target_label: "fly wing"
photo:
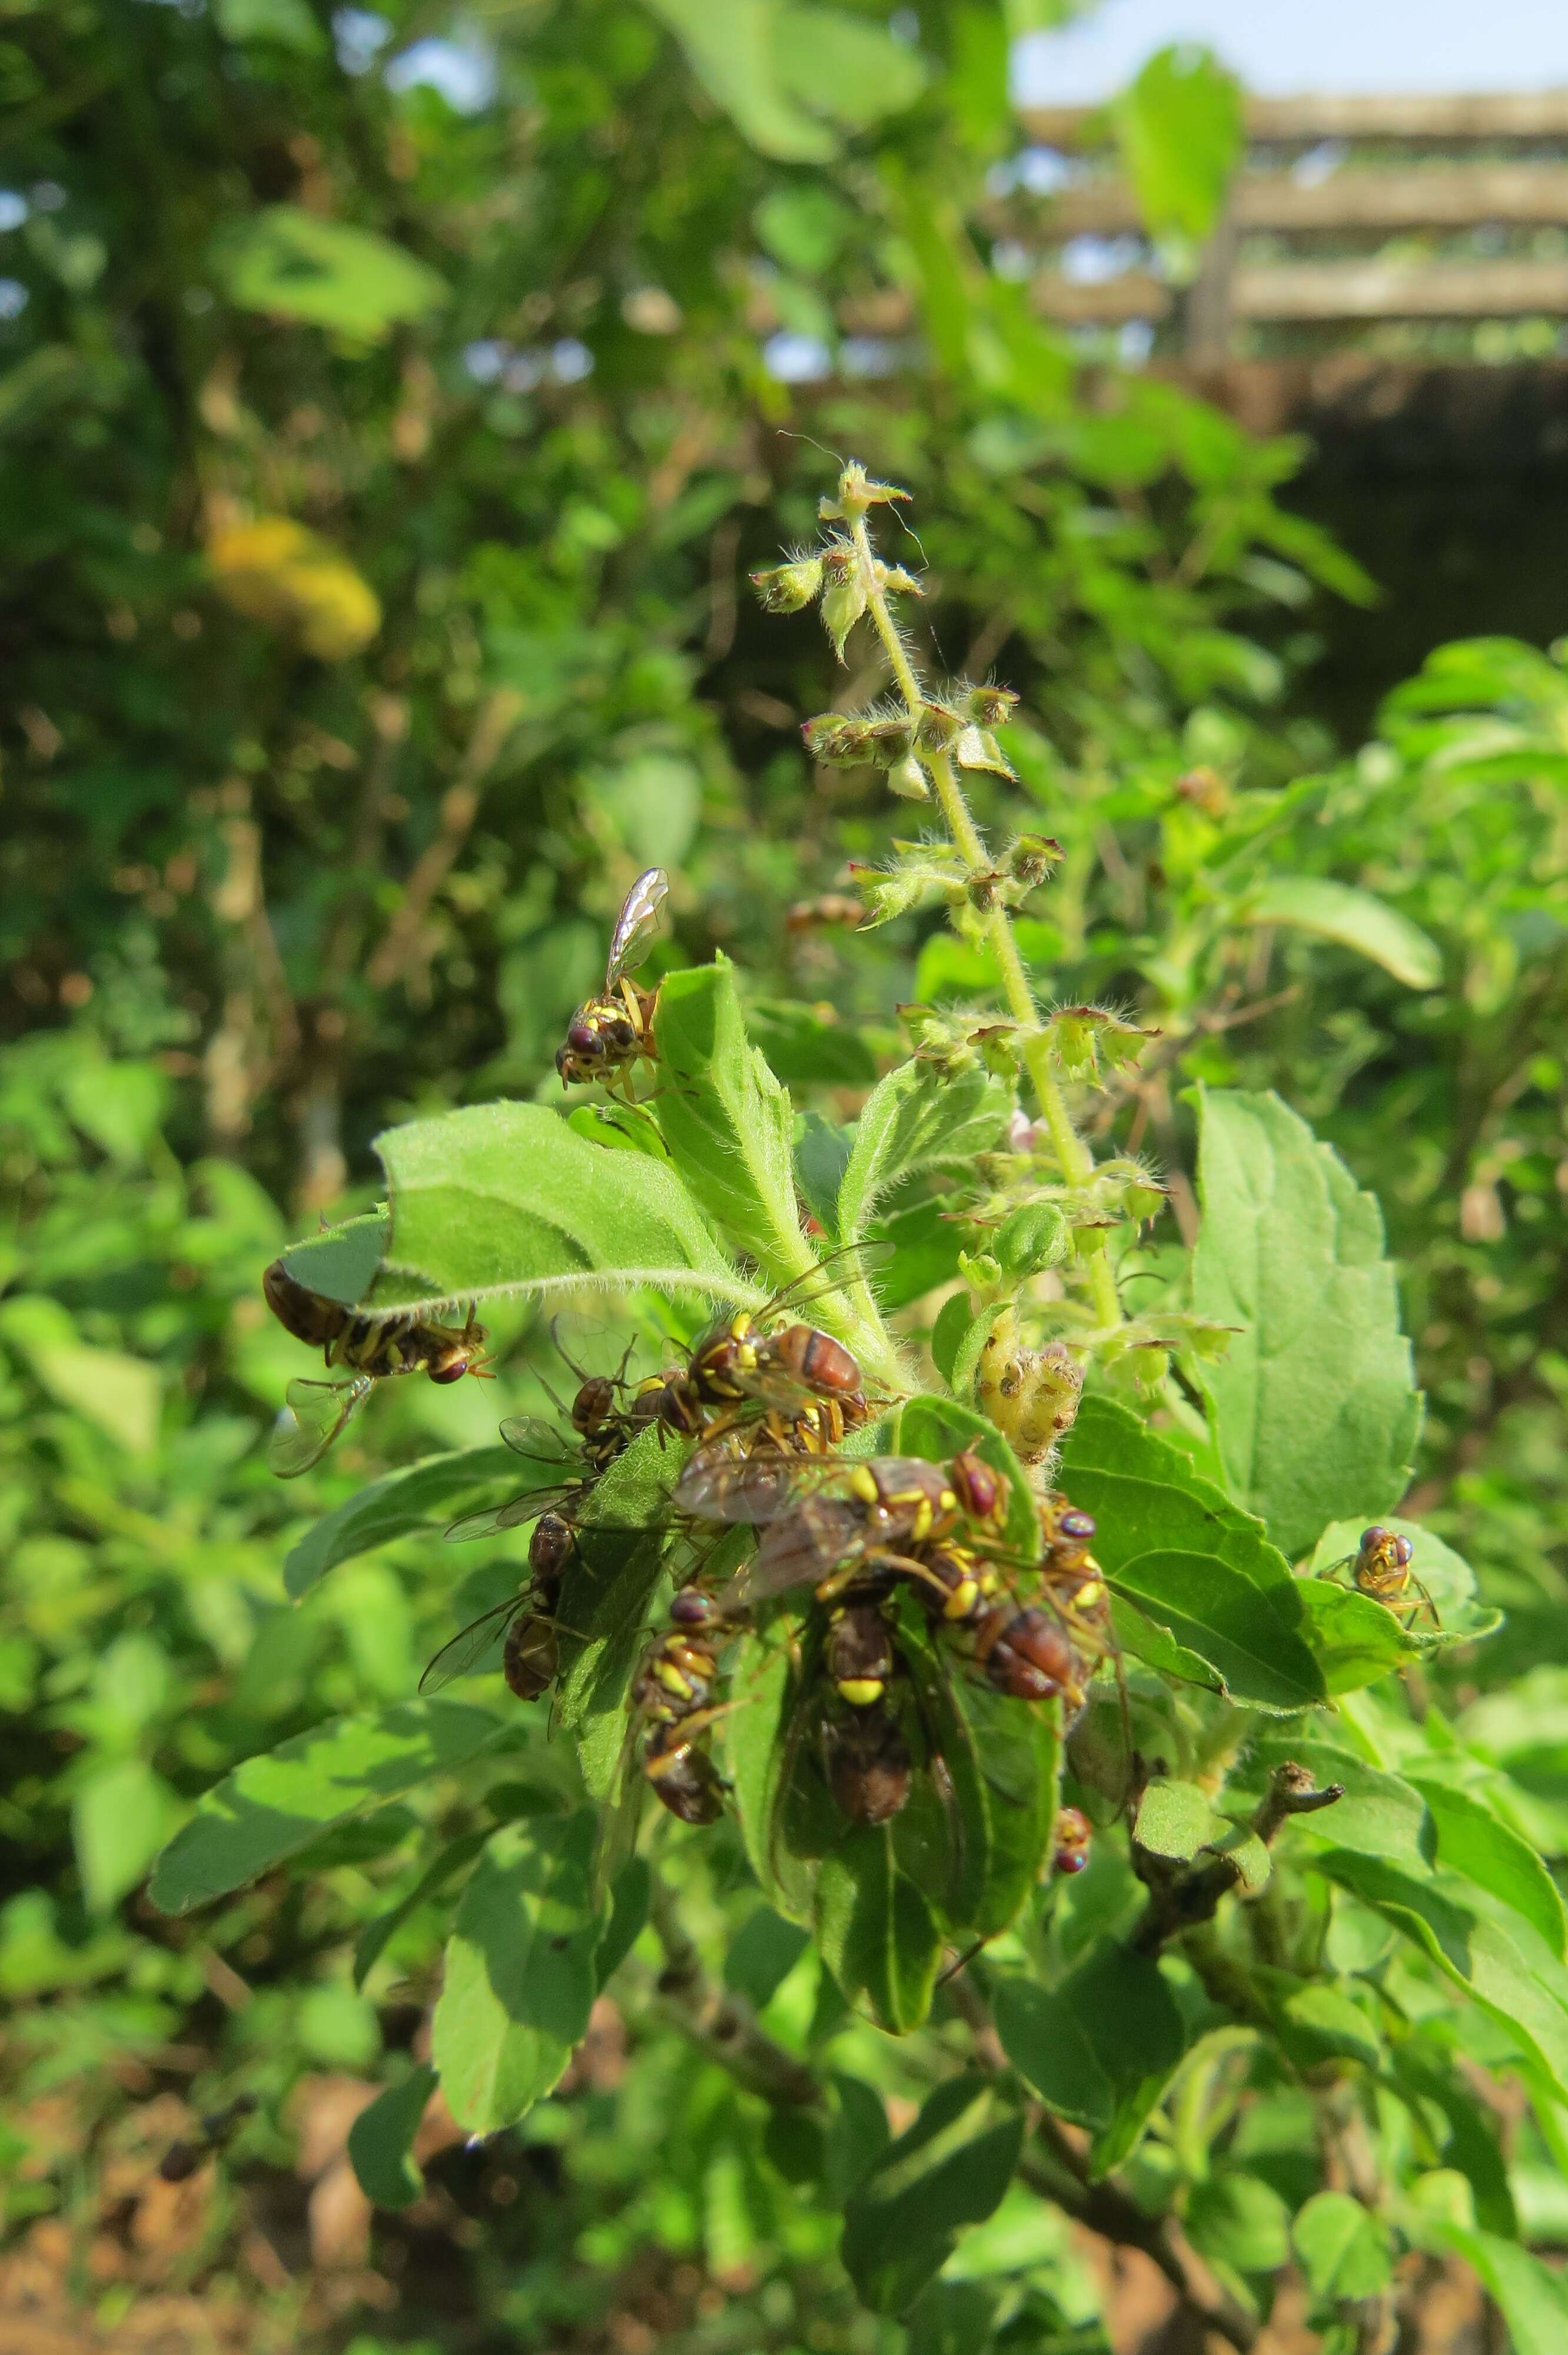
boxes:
[444,1482,581,1544]
[420,1594,526,1691]
[268,1376,371,1478]
[675,1446,846,1525]
[499,1414,577,1467]
[604,867,669,990]
[717,1495,872,1613]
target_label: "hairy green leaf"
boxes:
[284,1444,521,1600]
[431,1813,600,2133]
[149,1700,499,1913]
[554,1425,683,1799]
[1191,1088,1421,1561]
[838,1060,1009,1245]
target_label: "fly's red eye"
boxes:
[669,1588,716,1627]
[1392,1535,1414,1567]
[953,1450,1000,1518]
[429,1358,469,1386]
[1361,1525,1388,1547]
[1060,1510,1095,1540]
[567,1020,601,1056]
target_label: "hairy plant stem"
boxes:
[848,510,1122,1332]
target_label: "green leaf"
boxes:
[215,0,325,51]
[724,1621,816,1922]
[1134,1777,1225,1862]
[1059,1397,1326,1713]
[1187,2172,1292,2276]
[1242,876,1440,990]
[148,1700,499,1914]
[1112,44,1243,251]
[1291,2190,1393,2301]
[814,1827,943,2034]
[1406,1776,1568,1958]
[281,1101,743,1319]
[653,961,805,1271]
[1297,1578,1414,1693]
[793,1110,854,1236]
[1412,2225,1568,2355]
[0,1297,162,1455]
[774,5,929,130]
[1266,1979,1383,2071]
[748,999,878,1087]
[431,1814,600,2134]
[841,2074,1024,2314]
[1190,1089,1421,1561]
[645,0,835,159]
[284,1444,521,1600]
[1315,1850,1568,2101]
[218,206,448,339]
[354,1830,489,1990]
[347,2065,436,2210]
[553,1424,682,1799]
[275,1211,386,1306]
[595,1856,652,1991]
[1388,2045,1517,2236]
[838,1060,1009,1245]
[992,1939,1186,2173]
[725,1906,812,2012]
[73,1760,180,1915]
[896,1392,1039,1556]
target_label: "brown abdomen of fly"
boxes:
[263,1259,348,1351]
[822,1710,911,1825]
[765,1324,862,1398]
[503,1615,557,1703]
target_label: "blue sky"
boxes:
[1014,0,1568,103]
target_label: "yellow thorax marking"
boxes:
[838,1678,884,1708]
[848,1465,880,1505]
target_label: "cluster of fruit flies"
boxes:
[263,865,1110,1871]
[263,1235,1110,1858]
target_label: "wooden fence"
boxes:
[1012,91,1568,359]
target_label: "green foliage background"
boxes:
[8,1,1568,2348]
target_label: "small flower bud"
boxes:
[876,561,923,596]
[1098,1014,1160,1073]
[1050,1007,1102,1082]
[966,867,1003,912]
[993,1202,1071,1279]
[963,684,1019,728]
[802,714,875,766]
[957,1249,1004,1293]
[977,1308,1084,1462]
[848,863,925,928]
[916,699,961,751]
[819,461,910,520]
[750,555,823,614]
[1121,1344,1170,1399]
[967,1021,1019,1077]
[886,754,931,801]
[865,717,916,765]
[1007,834,1063,888]
[1073,1220,1114,1258]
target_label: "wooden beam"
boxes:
[1036,164,1568,239]
[1020,89,1568,150]
[1029,273,1171,324]
[1233,257,1568,321]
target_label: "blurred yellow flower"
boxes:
[208,516,381,660]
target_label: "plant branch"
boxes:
[1132,1762,1344,1956]
[846,505,1121,1331]
[646,1876,819,2108]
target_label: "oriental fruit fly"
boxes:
[556,866,669,1097]
[263,1259,493,1477]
